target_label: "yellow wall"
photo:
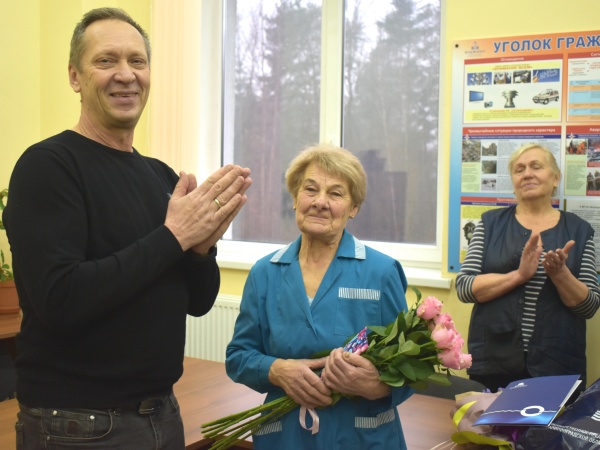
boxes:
[0,0,150,265]
[0,0,150,188]
[0,0,40,254]
[1,0,599,384]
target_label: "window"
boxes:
[342,0,440,245]
[222,0,323,245]
[150,0,445,280]
[219,0,442,271]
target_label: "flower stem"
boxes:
[202,396,299,450]
[202,395,291,429]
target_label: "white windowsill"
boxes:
[216,243,452,290]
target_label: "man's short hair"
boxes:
[69,7,151,71]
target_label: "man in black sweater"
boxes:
[3,7,251,450]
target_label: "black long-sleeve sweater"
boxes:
[3,130,219,408]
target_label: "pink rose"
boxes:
[431,325,458,349]
[438,346,472,370]
[460,353,473,369]
[416,296,443,320]
[433,313,455,330]
[453,334,464,350]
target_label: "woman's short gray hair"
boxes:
[285,143,367,210]
[508,143,560,179]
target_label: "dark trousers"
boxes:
[15,391,185,450]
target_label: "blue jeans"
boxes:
[15,391,185,450]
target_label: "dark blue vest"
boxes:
[468,205,592,385]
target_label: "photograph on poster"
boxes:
[467,72,491,85]
[513,70,531,83]
[462,137,481,162]
[493,72,511,84]
[482,141,497,156]
[566,138,588,156]
[481,178,496,192]
[481,160,497,174]
[459,199,512,262]
[565,127,600,197]
[463,57,563,123]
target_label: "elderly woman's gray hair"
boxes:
[285,143,367,210]
[508,143,560,178]
[508,143,561,196]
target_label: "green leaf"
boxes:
[410,285,422,303]
[406,330,431,345]
[379,371,407,387]
[386,365,400,376]
[401,310,413,330]
[426,372,452,386]
[383,319,400,345]
[398,361,418,381]
[411,314,423,328]
[388,353,407,366]
[367,325,388,336]
[393,314,406,335]
[408,359,437,378]
[398,340,421,356]
[378,343,399,359]
[397,330,406,346]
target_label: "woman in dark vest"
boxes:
[456,143,600,392]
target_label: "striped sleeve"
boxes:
[455,221,485,304]
[569,238,600,319]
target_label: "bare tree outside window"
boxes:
[343,0,440,245]
[223,0,440,246]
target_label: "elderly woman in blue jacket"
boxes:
[226,144,413,449]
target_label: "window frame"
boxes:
[150,0,449,289]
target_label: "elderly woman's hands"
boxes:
[517,233,545,282]
[543,240,574,277]
[322,348,391,400]
[541,239,591,308]
[268,358,332,409]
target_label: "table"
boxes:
[177,358,262,449]
[0,357,457,449]
[0,313,21,340]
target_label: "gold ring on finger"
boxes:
[214,198,223,208]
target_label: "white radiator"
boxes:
[184,294,242,362]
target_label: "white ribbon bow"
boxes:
[299,406,320,435]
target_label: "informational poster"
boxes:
[568,52,600,122]
[464,56,562,123]
[448,30,600,272]
[565,199,600,270]
[459,197,513,263]
[461,126,561,194]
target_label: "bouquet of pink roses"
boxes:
[201,287,471,449]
